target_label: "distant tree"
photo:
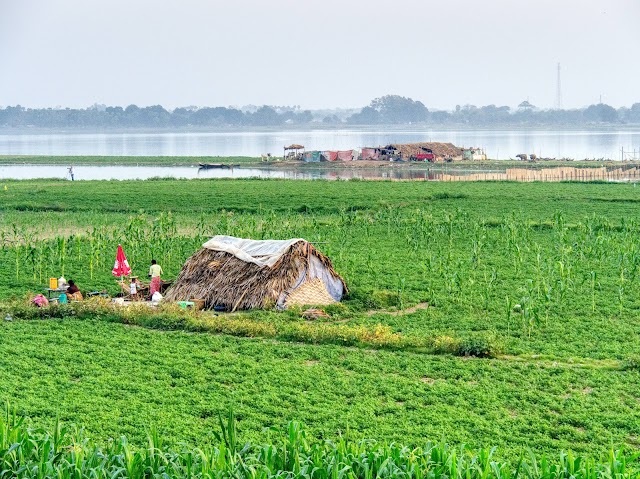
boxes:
[347,106,381,124]
[323,114,341,124]
[251,106,282,126]
[518,100,535,110]
[0,105,26,126]
[369,95,428,123]
[583,103,618,123]
[190,107,245,126]
[139,105,170,127]
[477,105,511,124]
[627,103,640,123]
[296,110,313,124]
[430,111,451,123]
[170,107,192,126]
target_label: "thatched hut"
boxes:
[165,236,347,311]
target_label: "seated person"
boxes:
[66,280,83,301]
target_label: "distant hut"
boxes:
[165,236,347,311]
[284,144,305,160]
[462,147,487,161]
[302,151,323,162]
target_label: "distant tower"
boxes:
[555,63,563,110]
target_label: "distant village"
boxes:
[279,142,487,163]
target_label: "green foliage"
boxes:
[2,406,640,479]
[0,299,462,353]
[456,332,504,358]
[622,354,640,371]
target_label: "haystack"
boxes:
[165,236,347,311]
[390,142,463,160]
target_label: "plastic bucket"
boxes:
[49,278,58,289]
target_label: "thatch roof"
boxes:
[390,142,463,158]
[165,240,346,311]
[284,144,305,150]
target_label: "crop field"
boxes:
[1,178,640,464]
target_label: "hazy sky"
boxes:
[1,0,638,111]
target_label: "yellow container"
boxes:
[49,277,58,289]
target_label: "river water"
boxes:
[2,164,639,182]
[1,129,640,160]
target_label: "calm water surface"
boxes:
[2,164,639,182]
[0,164,441,181]
[1,129,639,160]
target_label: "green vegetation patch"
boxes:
[2,179,640,460]
[2,406,639,479]
[1,319,639,458]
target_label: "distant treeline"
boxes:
[1,95,639,128]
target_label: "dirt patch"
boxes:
[366,302,429,317]
[304,360,319,367]
[420,376,436,385]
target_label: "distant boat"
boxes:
[198,163,240,169]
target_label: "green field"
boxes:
[1,178,640,461]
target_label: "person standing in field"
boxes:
[148,259,163,296]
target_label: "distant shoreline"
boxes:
[1,124,640,135]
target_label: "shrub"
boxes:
[455,332,504,358]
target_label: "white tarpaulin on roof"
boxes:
[202,235,305,268]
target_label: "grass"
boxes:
[2,178,640,461]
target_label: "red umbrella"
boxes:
[112,244,131,278]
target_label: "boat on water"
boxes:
[198,163,240,169]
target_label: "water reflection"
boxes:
[1,164,639,182]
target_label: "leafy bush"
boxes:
[456,332,504,358]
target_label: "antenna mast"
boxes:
[555,63,563,110]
